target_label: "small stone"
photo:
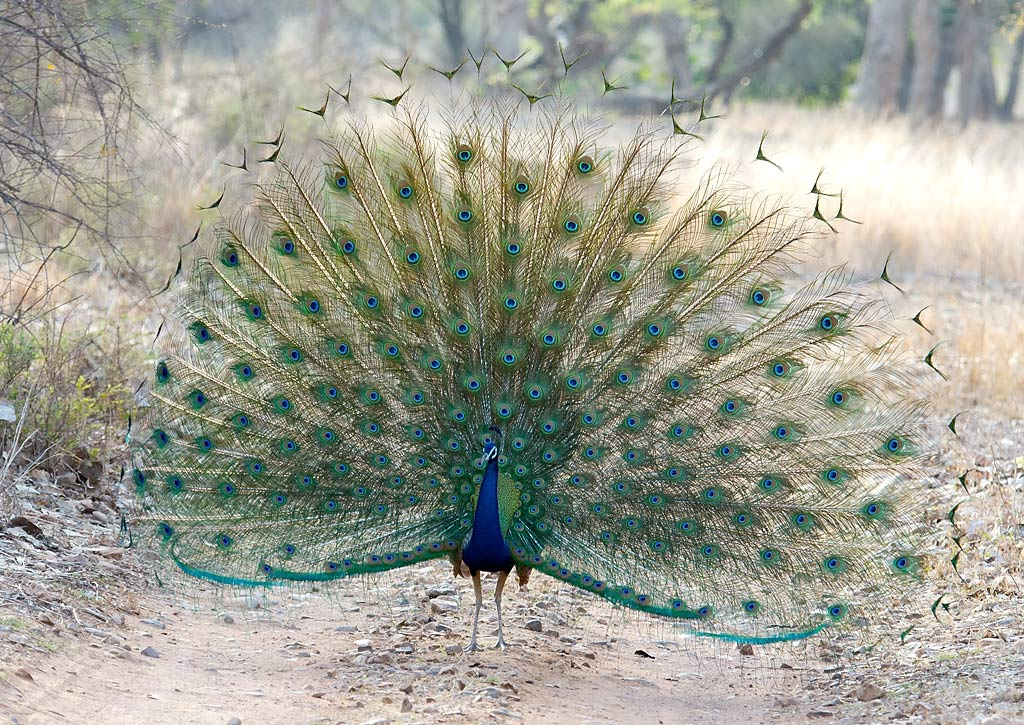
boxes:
[14,668,33,681]
[854,682,884,701]
[426,583,457,598]
[525,619,543,632]
[622,676,656,687]
[140,646,161,658]
[140,618,165,629]
[222,614,235,625]
[430,597,459,614]
[226,719,242,725]
[367,652,393,665]
[401,697,412,713]
[335,624,358,632]
[545,611,567,626]
[738,644,754,656]
[445,644,461,655]
[355,639,373,652]
[570,644,595,659]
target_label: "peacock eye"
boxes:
[456,144,473,163]
[819,314,839,331]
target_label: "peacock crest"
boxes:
[131,59,934,650]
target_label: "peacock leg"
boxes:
[465,572,483,653]
[493,570,509,650]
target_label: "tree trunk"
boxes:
[705,7,735,84]
[908,0,941,118]
[658,10,694,91]
[1000,28,1024,120]
[491,0,528,63]
[956,0,997,125]
[436,0,467,67]
[932,2,958,115]
[856,0,912,115]
[712,0,813,103]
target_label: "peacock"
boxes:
[131,58,933,652]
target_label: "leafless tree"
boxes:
[1,0,153,324]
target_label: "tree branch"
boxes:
[601,0,813,113]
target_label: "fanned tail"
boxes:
[132,88,932,644]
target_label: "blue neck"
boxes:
[460,456,512,573]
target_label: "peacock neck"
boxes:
[461,455,513,574]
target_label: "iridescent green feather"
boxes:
[132,83,931,645]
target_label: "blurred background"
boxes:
[1,0,1022,500]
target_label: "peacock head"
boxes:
[482,425,503,462]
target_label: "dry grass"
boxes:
[691,102,1024,283]
[672,102,1024,420]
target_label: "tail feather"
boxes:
[133,86,932,644]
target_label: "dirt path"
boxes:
[3,547,1021,725]
[3,563,830,725]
